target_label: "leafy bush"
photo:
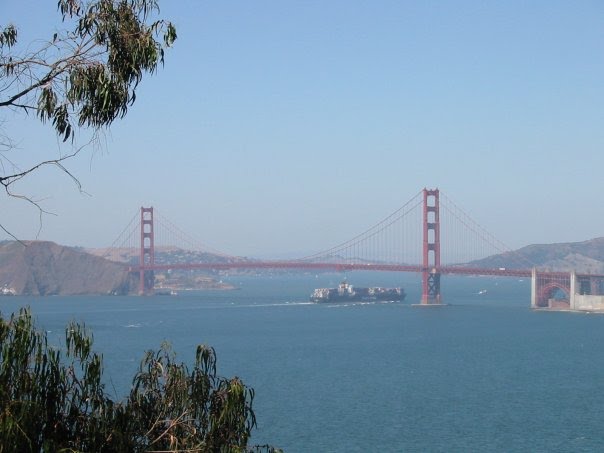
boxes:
[0,308,276,452]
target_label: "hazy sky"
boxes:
[2,1,603,257]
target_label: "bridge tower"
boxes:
[139,207,155,295]
[421,188,441,304]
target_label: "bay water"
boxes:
[2,272,604,452]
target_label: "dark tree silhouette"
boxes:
[0,308,278,452]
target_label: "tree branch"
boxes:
[0,0,176,240]
[0,137,94,240]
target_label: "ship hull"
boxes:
[310,284,405,303]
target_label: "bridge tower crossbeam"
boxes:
[421,188,442,304]
[139,207,155,295]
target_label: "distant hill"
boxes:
[7,236,604,296]
[86,246,238,266]
[467,237,604,273]
[0,241,135,296]
[86,246,244,290]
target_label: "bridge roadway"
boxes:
[129,261,604,280]
[129,261,541,278]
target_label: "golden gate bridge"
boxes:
[109,188,604,308]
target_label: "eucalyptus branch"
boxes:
[0,141,89,189]
[0,184,52,240]
[147,410,191,446]
[0,136,93,240]
[0,0,176,240]
[0,68,59,107]
[0,222,24,243]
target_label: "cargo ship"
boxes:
[310,280,405,303]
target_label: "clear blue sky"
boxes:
[2,1,603,257]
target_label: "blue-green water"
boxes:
[2,272,604,452]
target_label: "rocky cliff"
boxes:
[0,241,135,295]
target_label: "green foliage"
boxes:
[0,0,177,235]
[0,0,177,142]
[0,25,17,49]
[0,308,276,452]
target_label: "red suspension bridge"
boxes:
[110,188,604,308]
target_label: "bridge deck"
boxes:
[128,261,604,280]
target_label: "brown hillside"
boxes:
[0,241,135,295]
[467,237,604,273]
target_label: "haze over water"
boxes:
[3,272,604,452]
[3,2,603,255]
